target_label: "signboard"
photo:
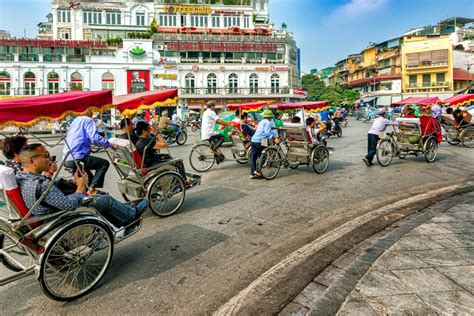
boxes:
[127,70,150,94]
[293,88,307,96]
[215,10,244,15]
[0,38,107,49]
[167,42,277,53]
[164,5,211,15]
[154,74,177,80]
[129,46,146,58]
[255,66,289,71]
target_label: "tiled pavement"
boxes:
[280,192,474,315]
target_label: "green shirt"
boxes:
[273,119,284,127]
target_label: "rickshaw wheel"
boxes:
[311,146,330,174]
[0,233,36,272]
[147,171,186,217]
[460,128,474,148]
[39,220,113,301]
[424,137,438,163]
[176,132,187,146]
[376,140,394,167]
[257,148,281,180]
[189,144,215,172]
[447,138,461,145]
[232,153,248,164]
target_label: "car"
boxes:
[215,111,260,142]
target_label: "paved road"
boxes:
[1,119,473,314]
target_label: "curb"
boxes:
[214,181,474,316]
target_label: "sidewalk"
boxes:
[281,191,474,315]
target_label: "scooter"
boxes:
[164,123,187,146]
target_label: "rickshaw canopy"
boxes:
[113,89,178,116]
[391,97,440,107]
[442,94,474,107]
[277,101,329,112]
[226,101,271,112]
[0,90,112,128]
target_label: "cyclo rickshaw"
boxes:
[257,101,332,180]
[189,101,269,172]
[439,94,474,148]
[0,89,200,301]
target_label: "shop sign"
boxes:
[0,38,107,49]
[214,10,244,15]
[164,64,176,69]
[293,88,307,96]
[272,66,289,71]
[167,42,277,53]
[154,74,177,80]
[127,70,150,94]
[164,5,211,15]
[129,45,146,57]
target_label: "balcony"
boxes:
[405,82,451,90]
[43,54,63,62]
[0,53,14,61]
[19,54,39,62]
[405,61,449,69]
[181,57,199,63]
[66,55,86,62]
[180,87,292,97]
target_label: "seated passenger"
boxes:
[117,117,139,145]
[306,116,327,145]
[419,107,442,143]
[0,135,28,174]
[135,121,169,167]
[453,108,472,127]
[240,112,255,141]
[16,144,148,228]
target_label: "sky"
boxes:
[0,0,473,71]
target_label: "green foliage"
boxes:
[301,74,360,107]
[301,74,326,101]
[281,22,287,29]
[342,89,360,106]
[150,18,158,34]
[106,37,123,45]
[127,32,151,39]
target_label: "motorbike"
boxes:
[190,120,201,132]
[163,122,187,146]
[326,119,343,138]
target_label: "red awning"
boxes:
[0,90,112,128]
[227,101,270,112]
[443,94,474,107]
[278,101,329,112]
[113,89,178,115]
[391,97,440,107]
[453,68,474,81]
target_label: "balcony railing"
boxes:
[154,33,289,44]
[406,61,448,69]
[66,55,86,62]
[43,54,63,62]
[0,53,14,61]
[180,87,291,96]
[405,82,451,89]
[19,54,39,62]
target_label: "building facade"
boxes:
[0,0,303,106]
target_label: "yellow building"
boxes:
[401,35,453,93]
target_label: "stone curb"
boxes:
[214,181,474,316]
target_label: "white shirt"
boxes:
[201,108,220,140]
[172,113,180,122]
[368,117,398,135]
[306,127,320,144]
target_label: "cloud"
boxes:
[328,0,389,23]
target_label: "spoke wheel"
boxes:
[376,140,394,167]
[189,144,215,172]
[232,152,248,164]
[460,128,474,148]
[311,146,330,174]
[0,233,36,272]
[176,132,187,146]
[257,148,281,180]
[147,172,185,217]
[39,221,113,301]
[424,137,438,163]
[447,138,461,145]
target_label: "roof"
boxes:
[348,74,401,87]
[453,68,474,81]
[391,97,440,107]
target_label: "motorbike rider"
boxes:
[320,108,332,134]
[158,110,180,139]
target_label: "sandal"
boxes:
[250,174,259,179]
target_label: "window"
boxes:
[271,74,280,93]
[106,11,121,25]
[23,72,36,95]
[207,73,217,94]
[136,12,145,26]
[223,16,239,28]
[159,14,177,27]
[0,71,11,96]
[422,74,431,87]
[212,15,220,28]
[436,73,445,84]
[101,72,114,91]
[47,72,60,94]
[57,10,71,23]
[190,15,208,27]
[83,11,102,24]
[185,73,195,93]
[409,75,417,87]
[243,15,250,28]
[249,73,258,94]
[70,72,83,91]
[228,73,238,94]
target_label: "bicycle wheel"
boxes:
[257,148,281,180]
[39,220,113,301]
[189,144,215,172]
[0,233,36,272]
[311,146,330,174]
[424,137,438,163]
[376,140,394,167]
[176,132,187,146]
[147,171,185,217]
[460,128,474,148]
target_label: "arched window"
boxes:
[23,72,36,96]
[207,73,217,94]
[101,72,114,91]
[271,73,280,94]
[70,72,83,91]
[228,73,238,94]
[0,71,11,96]
[47,71,60,94]
[249,73,259,94]
[185,73,195,94]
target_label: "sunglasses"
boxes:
[31,152,51,159]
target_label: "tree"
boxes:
[281,22,287,29]
[150,18,158,34]
[342,89,360,106]
[301,74,326,101]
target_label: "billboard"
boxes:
[127,70,150,94]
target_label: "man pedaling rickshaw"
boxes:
[201,101,233,164]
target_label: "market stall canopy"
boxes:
[277,101,329,112]
[227,101,270,112]
[442,94,474,107]
[113,89,178,116]
[391,97,440,107]
[0,90,112,128]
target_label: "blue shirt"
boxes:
[320,110,330,122]
[251,119,278,143]
[62,116,112,161]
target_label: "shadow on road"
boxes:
[180,187,248,213]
